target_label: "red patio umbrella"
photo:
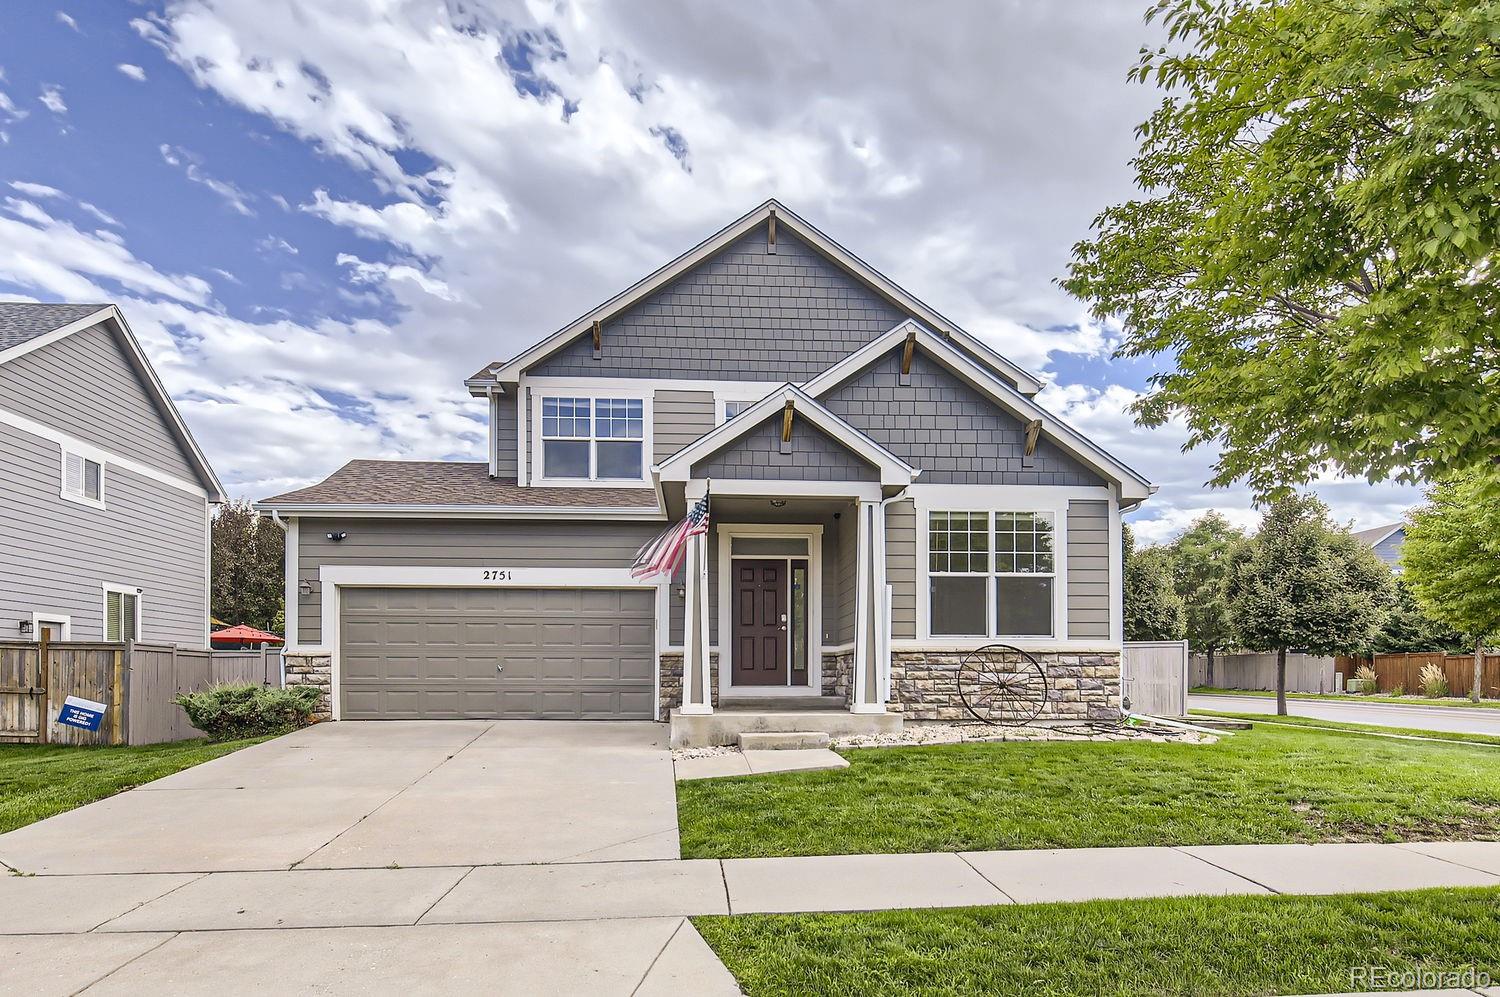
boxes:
[210,624,284,648]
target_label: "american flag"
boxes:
[631,495,710,579]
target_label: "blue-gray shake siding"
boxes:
[0,413,207,646]
[691,413,880,482]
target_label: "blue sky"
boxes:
[0,1,1422,542]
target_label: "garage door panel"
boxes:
[340,587,654,720]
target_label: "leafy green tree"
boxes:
[211,500,285,636]
[1167,512,1245,684]
[1064,0,1500,498]
[1227,495,1391,713]
[1368,579,1470,655]
[1124,524,1187,641]
[1401,472,1500,701]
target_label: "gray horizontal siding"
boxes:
[296,518,665,646]
[820,347,1106,486]
[493,393,519,479]
[885,498,917,640]
[0,422,207,646]
[0,321,200,482]
[528,228,911,381]
[691,412,878,482]
[1067,499,1111,639]
[653,389,715,462]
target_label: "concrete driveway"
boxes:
[0,722,739,996]
[0,720,680,875]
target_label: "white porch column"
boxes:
[851,499,887,714]
[680,530,713,715]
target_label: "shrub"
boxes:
[1388,684,1404,697]
[1419,663,1449,699]
[1351,665,1378,693]
[174,684,321,741]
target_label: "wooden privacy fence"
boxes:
[0,640,281,746]
[1123,641,1189,716]
[1190,652,1340,693]
[1369,652,1500,698]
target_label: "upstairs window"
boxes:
[928,510,1056,638]
[104,587,140,642]
[61,450,105,508]
[540,396,644,481]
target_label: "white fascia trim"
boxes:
[2,404,209,499]
[252,503,666,520]
[657,384,918,486]
[803,320,1155,503]
[529,375,786,396]
[488,200,1042,393]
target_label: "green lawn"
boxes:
[696,887,1500,997]
[0,737,268,835]
[1195,686,1500,710]
[676,724,1500,859]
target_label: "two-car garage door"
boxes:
[339,588,655,720]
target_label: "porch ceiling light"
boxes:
[770,499,787,508]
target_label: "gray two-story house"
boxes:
[259,202,1154,739]
[1,303,225,647]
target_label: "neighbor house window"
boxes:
[929,510,1055,638]
[104,588,140,642]
[61,450,104,507]
[540,396,644,480]
[722,399,753,422]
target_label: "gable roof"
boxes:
[655,383,920,487]
[0,302,111,353]
[802,319,1155,503]
[258,460,662,517]
[470,200,1043,396]
[0,303,226,501]
[1353,523,1404,547]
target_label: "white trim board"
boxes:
[29,612,72,641]
[253,503,666,520]
[480,200,1043,394]
[1,404,209,499]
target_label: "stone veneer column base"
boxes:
[821,651,854,701]
[657,652,721,722]
[283,651,333,720]
[889,649,1123,722]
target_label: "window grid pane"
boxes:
[994,512,1054,575]
[595,398,643,440]
[928,512,989,573]
[541,397,591,439]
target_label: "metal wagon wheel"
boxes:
[957,643,1050,726]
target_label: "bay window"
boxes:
[540,396,644,481]
[928,510,1056,638]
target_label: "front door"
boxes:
[731,559,787,686]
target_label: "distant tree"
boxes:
[1401,473,1500,701]
[1367,579,1470,656]
[1227,495,1391,714]
[1064,0,1500,498]
[1167,512,1245,685]
[211,500,285,635]
[1123,524,1186,641]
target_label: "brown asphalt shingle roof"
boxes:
[259,460,660,509]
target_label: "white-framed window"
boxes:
[928,510,1056,638]
[716,389,769,424]
[102,585,142,642]
[31,613,71,642]
[61,449,105,508]
[538,395,646,481]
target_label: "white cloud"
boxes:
[159,144,255,215]
[39,85,67,115]
[56,11,79,32]
[117,64,147,82]
[336,253,459,302]
[10,181,65,199]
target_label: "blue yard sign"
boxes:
[56,695,107,732]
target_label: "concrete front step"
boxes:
[670,709,901,748]
[719,696,847,712]
[738,731,830,751]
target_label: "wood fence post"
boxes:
[111,647,125,745]
[36,631,49,745]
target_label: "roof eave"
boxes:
[252,501,666,520]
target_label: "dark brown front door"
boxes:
[732,559,787,686]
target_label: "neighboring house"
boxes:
[258,201,1154,730]
[1354,522,1405,571]
[0,303,225,647]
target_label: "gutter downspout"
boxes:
[267,510,290,688]
[875,476,918,702]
